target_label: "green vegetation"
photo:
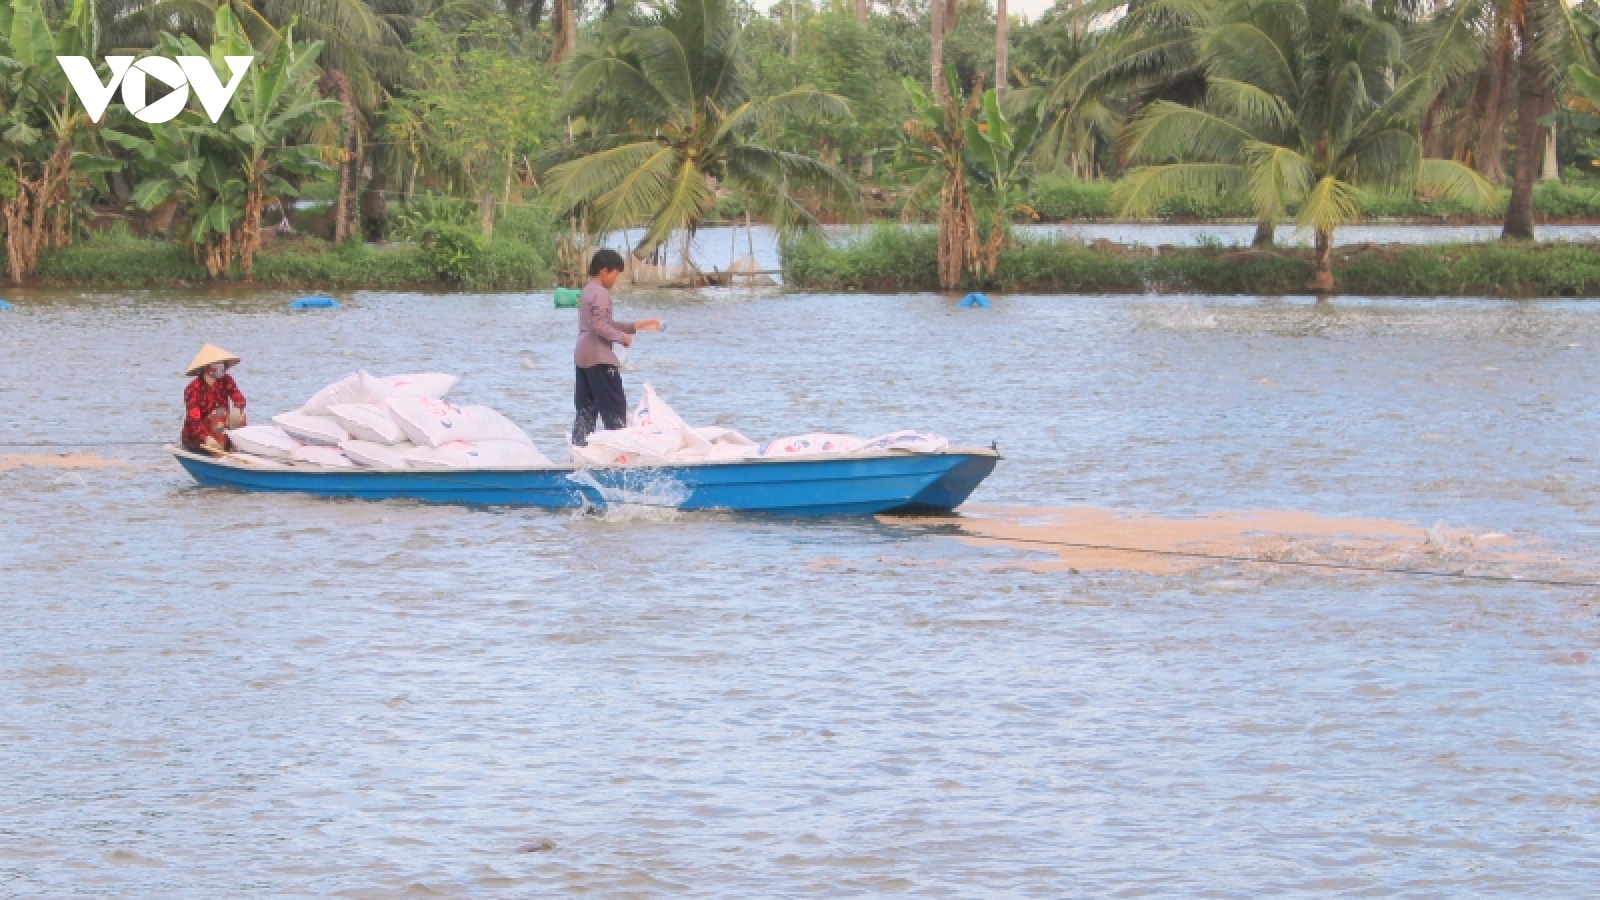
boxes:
[1112,0,1495,288]
[785,226,1600,297]
[37,223,550,289]
[544,0,852,261]
[12,0,1600,294]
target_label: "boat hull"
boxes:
[171,448,999,516]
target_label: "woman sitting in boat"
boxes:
[572,248,661,446]
[181,343,247,452]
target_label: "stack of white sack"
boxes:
[226,370,550,469]
[568,384,948,467]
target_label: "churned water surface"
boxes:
[2,288,1599,896]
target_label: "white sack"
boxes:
[377,373,458,399]
[628,384,712,457]
[292,445,356,468]
[580,426,684,465]
[705,442,759,461]
[460,405,535,445]
[758,433,865,458]
[694,426,756,447]
[328,402,406,444]
[568,441,622,467]
[300,370,385,414]
[340,439,413,470]
[631,383,691,430]
[404,440,550,469]
[859,431,950,453]
[228,425,300,459]
[273,410,350,446]
[386,397,471,447]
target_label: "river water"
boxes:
[3,288,1599,896]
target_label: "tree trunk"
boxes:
[945,0,957,34]
[1,136,74,284]
[1252,221,1275,248]
[931,0,946,105]
[856,0,867,26]
[995,0,1008,101]
[1477,20,1513,183]
[239,185,261,279]
[362,172,389,241]
[552,0,577,64]
[1421,94,1448,159]
[1312,226,1334,293]
[1542,125,1560,181]
[319,69,358,244]
[528,0,546,29]
[1503,24,1548,241]
[478,189,496,240]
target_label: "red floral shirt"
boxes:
[181,374,246,447]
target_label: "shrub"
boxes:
[1029,176,1114,219]
[38,226,206,283]
[782,226,1600,296]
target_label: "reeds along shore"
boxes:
[25,221,1600,298]
[782,229,1600,298]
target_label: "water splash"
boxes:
[1147,302,1218,330]
[565,467,689,523]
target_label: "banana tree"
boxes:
[896,72,986,290]
[108,5,337,277]
[105,120,246,277]
[0,0,121,283]
[964,87,1042,277]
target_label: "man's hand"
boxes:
[637,319,663,332]
[621,334,634,347]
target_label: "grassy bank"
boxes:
[1022,176,1600,223]
[37,221,553,290]
[783,227,1600,297]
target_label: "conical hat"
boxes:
[185,343,241,377]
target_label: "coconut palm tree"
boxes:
[1027,0,1217,176]
[544,0,855,264]
[1113,0,1495,291]
[1413,0,1593,239]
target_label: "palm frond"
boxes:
[544,139,670,215]
[1295,174,1361,233]
[1121,101,1257,165]
[1112,163,1247,217]
[1417,157,1497,210]
[1200,23,1299,101]
[1241,141,1314,221]
[1206,78,1297,138]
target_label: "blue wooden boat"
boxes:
[169,446,1000,516]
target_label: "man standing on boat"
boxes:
[181,343,247,452]
[572,248,661,446]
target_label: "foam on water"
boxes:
[565,466,690,522]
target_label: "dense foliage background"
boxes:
[7,0,1600,288]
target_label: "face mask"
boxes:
[208,363,227,378]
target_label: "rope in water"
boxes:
[0,441,168,447]
[5,440,1592,587]
[956,533,1600,589]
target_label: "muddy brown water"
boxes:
[2,289,1598,895]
